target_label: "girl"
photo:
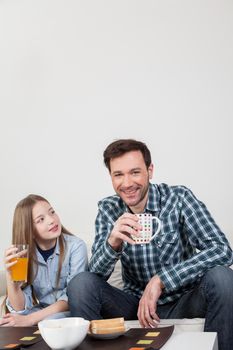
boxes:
[0,194,88,326]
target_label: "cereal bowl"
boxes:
[38,317,89,350]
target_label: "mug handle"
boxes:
[150,217,161,241]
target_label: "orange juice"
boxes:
[10,257,28,282]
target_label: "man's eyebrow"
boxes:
[130,167,141,171]
[112,167,141,175]
[112,170,123,175]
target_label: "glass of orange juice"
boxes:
[10,244,29,282]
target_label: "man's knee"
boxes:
[67,271,103,296]
[203,266,233,298]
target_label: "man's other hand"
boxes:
[137,275,164,328]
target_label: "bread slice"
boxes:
[90,317,125,334]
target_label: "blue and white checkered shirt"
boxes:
[89,183,233,304]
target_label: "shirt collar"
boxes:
[36,238,60,264]
[145,183,160,213]
[54,238,60,255]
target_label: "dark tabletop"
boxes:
[0,326,174,350]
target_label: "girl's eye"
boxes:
[37,217,44,223]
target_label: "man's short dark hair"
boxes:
[103,139,151,171]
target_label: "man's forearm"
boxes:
[89,241,120,277]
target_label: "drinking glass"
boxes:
[10,244,29,282]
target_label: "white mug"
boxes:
[132,213,161,244]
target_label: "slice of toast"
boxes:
[90,317,125,334]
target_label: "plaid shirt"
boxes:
[89,183,233,304]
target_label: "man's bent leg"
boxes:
[157,266,233,350]
[202,266,233,350]
[67,271,139,320]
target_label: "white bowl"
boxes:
[38,317,90,350]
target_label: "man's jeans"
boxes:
[67,266,233,350]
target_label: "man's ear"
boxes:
[148,164,154,179]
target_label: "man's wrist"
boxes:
[107,236,122,251]
[154,275,164,290]
[159,278,164,290]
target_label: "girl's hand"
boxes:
[4,246,19,272]
[0,313,34,327]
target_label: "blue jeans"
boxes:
[67,266,233,350]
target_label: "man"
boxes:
[68,139,233,350]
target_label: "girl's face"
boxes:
[32,201,62,249]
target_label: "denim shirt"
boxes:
[7,234,88,313]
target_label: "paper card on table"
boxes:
[145,331,160,337]
[20,337,36,341]
[0,326,43,350]
[137,339,154,345]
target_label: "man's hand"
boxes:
[137,275,164,328]
[108,213,141,250]
[0,313,35,327]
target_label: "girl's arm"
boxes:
[29,300,68,324]
[0,300,68,326]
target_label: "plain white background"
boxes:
[0,0,233,261]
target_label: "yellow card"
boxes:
[145,331,160,337]
[20,336,36,341]
[137,339,153,345]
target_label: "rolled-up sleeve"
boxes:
[6,284,34,314]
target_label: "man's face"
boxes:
[109,150,153,213]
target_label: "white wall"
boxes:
[0,0,233,261]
